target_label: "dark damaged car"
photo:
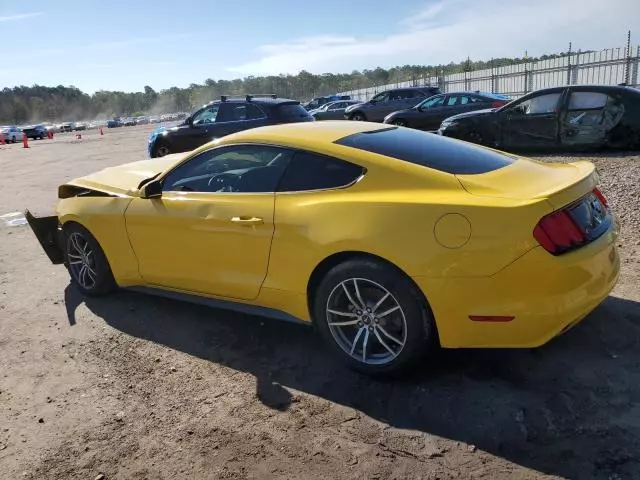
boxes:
[438,85,640,151]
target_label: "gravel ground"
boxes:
[0,126,639,480]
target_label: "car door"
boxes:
[175,103,222,151]
[325,102,347,120]
[124,145,294,299]
[500,90,565,149]
[560,89,623,148]
[212,102,269,137]
[412,95,447,130]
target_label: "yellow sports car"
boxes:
[26,121,620,374]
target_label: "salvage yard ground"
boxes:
[1,126,639,479]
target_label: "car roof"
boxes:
[205,121,385,151]
[206,97,298,106]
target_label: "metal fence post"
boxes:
[632,45,640,86]
[566,42,573,85]
[624,30,632,85]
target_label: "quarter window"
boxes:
[277,151,364,192]
[162,146,293,193]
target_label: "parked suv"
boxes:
[148,94,314,158]
[344,86,441,122]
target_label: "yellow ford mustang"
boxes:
[26,121,620,374]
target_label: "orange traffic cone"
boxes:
[0,132,5,145]
[22,133,29,148]
[99,127,104,136]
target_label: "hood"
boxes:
[443,108,496,123]
[65,153,185,196]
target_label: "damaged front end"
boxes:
[25,210,64,264]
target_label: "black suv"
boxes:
[344,86,441,122]
[148,94,314,157]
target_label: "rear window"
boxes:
[334,127,514,175]
[275,104,312,120]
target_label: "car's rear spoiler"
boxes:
[24,210,64,264]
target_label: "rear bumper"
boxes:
[25,210,64,264]
[414,226,620,348]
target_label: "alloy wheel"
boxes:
[325,278,407,365]
[393,119,407,127]
[67,232,97,290]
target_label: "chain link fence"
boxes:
[338,44,640,102]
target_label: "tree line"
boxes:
[0,52,569,124]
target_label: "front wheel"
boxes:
[392,119,408,127]
[350,112,366,122]
[64,223,117,296]
[152,141,171,158]
[313,258,437,375]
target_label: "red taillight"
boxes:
[593,187,608,207]
[534,210,585,254]
[491,100,507,108]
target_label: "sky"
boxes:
[0,0,638,93]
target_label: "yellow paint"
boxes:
[55,121,619,348]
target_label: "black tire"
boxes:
[63,223,117,296]
[393,119,408,127]
[312,257,437,375]
[349,112,367,122]
[151,140,171,158]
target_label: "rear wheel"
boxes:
[63,223,116,296]
[312,258,437,375]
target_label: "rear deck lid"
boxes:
[456,158,597,209]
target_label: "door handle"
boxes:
[230,216,263,225]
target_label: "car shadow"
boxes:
[64,285,640,479]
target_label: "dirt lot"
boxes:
[1,126,639,480]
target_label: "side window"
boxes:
[277,151,364,192]
[568,92,608,110]
[371,92,389,103]
[510,93,562,115]
[162,146,293,193]
[217,103,264,122]
[446,96,460,106]
[191,104,220,125]
[420,95,446,108]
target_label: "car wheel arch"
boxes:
[305,250,436,334]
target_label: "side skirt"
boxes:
[126,286,310,326]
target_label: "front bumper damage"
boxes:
[25,210,64,264]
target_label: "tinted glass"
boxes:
[335,127,514,175]
[510,93,562,115]
[277,151,364,192]
[568,92,608,110]
[162,146,292,193]
[276,104,312,120]
[192,104,220,125]
[371,92,389,103]
[420,95,445,108]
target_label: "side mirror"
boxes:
[140,179,162,199]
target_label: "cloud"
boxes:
[0,12,44,22]
[229,0,637,76]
